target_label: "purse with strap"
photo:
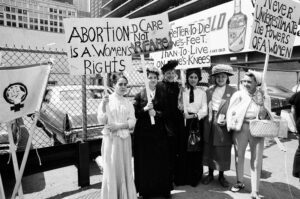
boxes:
[249,107,280,138]
[187,118,201,152]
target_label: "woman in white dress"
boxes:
[97,74,137,199]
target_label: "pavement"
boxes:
[2,132,300,199]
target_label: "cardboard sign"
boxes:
[64,18,132,75]
[249,0,300,59]
[151,18,210,69]
[129,13,172,55]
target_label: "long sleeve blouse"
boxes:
[97,93,136,138]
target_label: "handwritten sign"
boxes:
[249,0,300,59]
[129,13,172,55]
[64,18,132,75]
[151,19,210,70]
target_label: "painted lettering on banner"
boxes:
[64,18,134,75]
[249,0,300,59]
[129,13,172,55]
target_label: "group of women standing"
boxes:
[97,60,270,199]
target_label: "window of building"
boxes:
[59,10,62,14]
[44,20,48,25]
[49,8,53,12]
[54,28,57,32]
[50,21,53,25]
[18,16,22,21]
[34,25,38,30]
[0,6,3,12]
[0,20,4,26]
[0,13,3,18]
[5,6,10,12]
[53,15,57,20]
[19,23,23,28]
[29,18,33,23]
[40,26,44,31]
[54,21,57,26]
[23,10,27,15]
[12,22,16,27]
[50,15,53,19]
[30,24,33,29]
[68,11,71,16]
[62,10,66,15]
[71,12,75,16]
[59,22,62,27]
[45,26,48,31]
[11,7,15,13]
[24,23,27,28]
[40,19,43,24]
[6,14,10,19]
[11,14,16,20]
[59,16,62,20]
[7,21,11,26]
[18,9,22,14]
[50,27,53,32]
[54,9,57,13]
[59,28,63,33]
[23,16,27,22]
[34,18,38,23]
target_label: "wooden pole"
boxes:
[141,54,155,125]
[11,113,39,199]
[180,70,187,126]
[0,172,6,199]
[82,75,87,141]
[7,121,23,199]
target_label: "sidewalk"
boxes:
[3,133,300,199]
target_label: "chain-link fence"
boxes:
[0,46,242,152]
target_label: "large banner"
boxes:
[249,0,300,59]
[64,18,132,75]
[0,63,51,123]
[151,18,210,69]
[129,13,172,55]
[152,0,300,66]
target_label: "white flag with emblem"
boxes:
[0,63,51,123]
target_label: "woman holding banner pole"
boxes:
[97,73,137,199]
[177,68,207,186]
[133,66,171,198]
[202,64,236,188]
[156,60,184,187]
[227,71,270,199]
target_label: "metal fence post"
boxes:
[81,75,87,141]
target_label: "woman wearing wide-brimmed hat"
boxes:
[202,64,237,188]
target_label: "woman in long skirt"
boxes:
[98,74,137,199]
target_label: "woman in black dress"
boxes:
[133,66,171,199]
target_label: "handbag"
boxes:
[249,107,280,138]
[187,118,201,152]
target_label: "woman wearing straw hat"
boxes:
[227,70,270,199]
[133,66,171,199]
[202,64,236,188]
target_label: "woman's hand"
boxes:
[149,109,156,117]
[102,95,109,113]
[106,123,121,132]
[184,113,195,119]
[143,101,154,111]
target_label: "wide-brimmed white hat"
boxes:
[211,64,234,76]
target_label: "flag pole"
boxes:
[11,112,39,199]
[141,54,155,125]
[180,70,187,126]
[7,120,24,198]
[0,172,5,199]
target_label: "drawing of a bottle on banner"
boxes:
[228,0,247,52]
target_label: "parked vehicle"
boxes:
[38,85,113,144]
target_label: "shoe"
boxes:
[230,182,245,192]
[202,175,214,185]
[218,176,229,188]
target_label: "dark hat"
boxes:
[146,66,160,77]
[161,60,179,73]
[186,68,202,81]
[211,64,234,76]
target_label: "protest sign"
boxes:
[151,18,210,70]
[129,12,172,55]
[249,0,300,59]
[64,18,132,75]
[0,63,51,123]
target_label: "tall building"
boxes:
[90,0,231,21]
[0,0,78,33]
[73,0,91,18]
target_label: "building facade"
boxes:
[0,0,77,33]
